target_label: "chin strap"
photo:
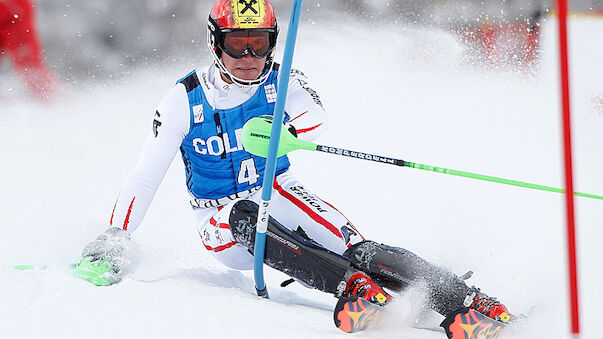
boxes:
[215,59,275,87]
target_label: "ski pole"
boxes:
[253,0,304,299]
[242,117,603,200]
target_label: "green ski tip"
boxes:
[13,265,36,271]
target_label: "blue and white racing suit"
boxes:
[109,64,364,270]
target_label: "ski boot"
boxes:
[467,287,513,323]
[333,271,392,333]
[441,287,514,339]
[344,271,392,306]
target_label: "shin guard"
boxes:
[230,200,351,294]
[344,241,471,316]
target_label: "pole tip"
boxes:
[256,287,270,299]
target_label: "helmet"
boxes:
[207,0,279,86]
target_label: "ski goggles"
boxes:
[219,30,277,59]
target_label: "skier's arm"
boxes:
[284,69,328,142]
[78,83,190,285]
[78,84,190,284]
[108,83,190,234]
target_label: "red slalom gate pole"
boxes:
[555,0,580,334]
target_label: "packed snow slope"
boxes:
[1,16,602,339]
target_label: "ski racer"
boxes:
[79,0,514,332]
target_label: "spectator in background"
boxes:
[1,0,54,100]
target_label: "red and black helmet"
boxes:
[207,0,279,85]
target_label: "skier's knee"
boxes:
[342,240,419,290]
[343,240,390,269]
[344,240,416,268]
[343,240,374,260]
[344,240,388,274]
[229,199,258,250]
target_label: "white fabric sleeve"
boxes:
[109,83,190,234]
[284,69,328,142]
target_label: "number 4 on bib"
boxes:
[238,158,260,185]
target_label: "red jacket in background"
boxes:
[1,0,54,100]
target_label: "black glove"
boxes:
[258,114,297,137]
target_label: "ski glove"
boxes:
[76,227,130,286]
[258,114,298,137]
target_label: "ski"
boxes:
[333,296,385,333]
[12,260,119,286]
[440,307,509,339]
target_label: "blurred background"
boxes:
[1,0,602,100]
[2,2,603,338]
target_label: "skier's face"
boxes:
[221,52,267,83]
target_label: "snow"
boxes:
[1,16,603,339]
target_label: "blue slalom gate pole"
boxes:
[253,0,304,298]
